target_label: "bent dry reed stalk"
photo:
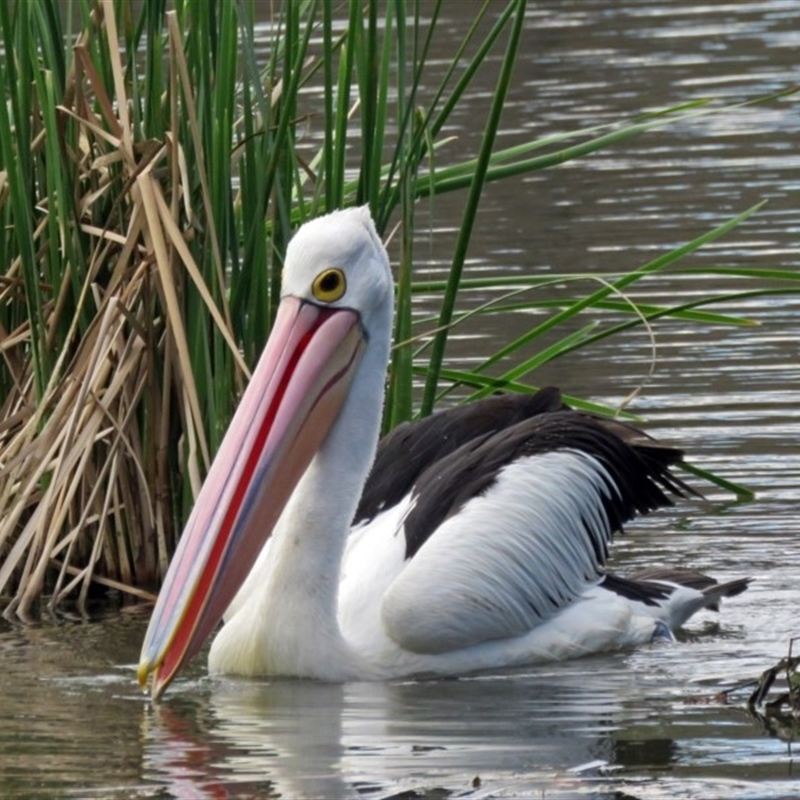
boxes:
[0,0,795,617]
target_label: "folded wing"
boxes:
[376,404,689,655]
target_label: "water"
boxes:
[2,2,800,798]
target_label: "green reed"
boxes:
[0,0,795,615]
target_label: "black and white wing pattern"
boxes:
[358,391,691,655]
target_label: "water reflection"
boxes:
[139,657,799,800]
[2,611,794,799]
[141,669,634,799]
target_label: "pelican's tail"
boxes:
[601,567,752,631]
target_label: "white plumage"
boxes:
[138,207,749,698]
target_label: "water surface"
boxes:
[2,2,799,798]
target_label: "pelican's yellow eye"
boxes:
[312,268,346,302]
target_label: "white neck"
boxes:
[209,308,392,680]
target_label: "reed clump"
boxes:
[0,0,793,617]
[0,0,256,617]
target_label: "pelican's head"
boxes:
[138,207,392,699]
[281,205,393,336]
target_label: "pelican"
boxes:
[138,206,749,700]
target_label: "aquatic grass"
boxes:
[455,202,769,405]
[0,0,794,616]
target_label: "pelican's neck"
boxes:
[211,306,391,679]
[271,330,389,608]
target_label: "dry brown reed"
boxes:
[0,1,245,619]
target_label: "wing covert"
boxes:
[355,387,566,526]
[379,412,688,655]
[380,450,617,653]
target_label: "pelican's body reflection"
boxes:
[139,664,670,799]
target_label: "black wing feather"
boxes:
[601,568,752,612]
[355,387,694,560]
[355,387,566,525]
[401,410,690,560]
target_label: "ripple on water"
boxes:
[1,0,799,798]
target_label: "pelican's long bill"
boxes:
[138,295,366,700]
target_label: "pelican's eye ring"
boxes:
[312,268,346,302]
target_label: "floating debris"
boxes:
[690,636,800,718]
